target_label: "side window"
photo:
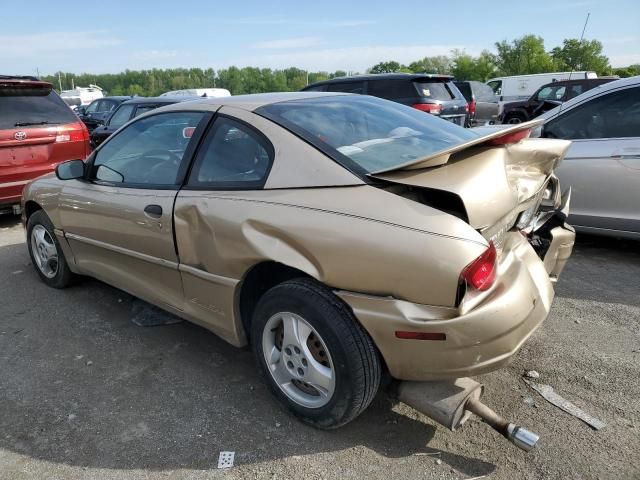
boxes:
[476,83,498,102]
[187,116,273,189]
[92,112,205,186]
[568,84,584,99]
[94,100,109,112]
[133,105,159,118]
[325,82,365,94]
[544,87,640,140]
[84,101,99,113]
[487,80,502,96]
[107,104,135,128]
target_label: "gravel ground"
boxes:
[1,214,638,480]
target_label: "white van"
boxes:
[60,85,104,108]
[486,72,597,102]
[159,88,231,98]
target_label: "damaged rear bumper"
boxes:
[337,208,575,381]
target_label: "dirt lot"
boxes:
[1,214,638,480]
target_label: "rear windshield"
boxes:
[257,95,478,175]
[0,86,77,129]
[415,81,456,101]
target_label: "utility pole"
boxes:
[58,72,62,91]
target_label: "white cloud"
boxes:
[217,44,481,72]
[251,37,324,50]
[609,53,640,67]
[0,31,123,58]
[222,16,375,27]
[132,49,180,59]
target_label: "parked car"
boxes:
[454,80,499,127]
[76,96,131,132]
[303,74,469,126]
[486,71,597,102]
[532,76,640,239]
[90,96,192,148]
[500,78,615,124]
[22,93,575,440]
[0,76,90,214]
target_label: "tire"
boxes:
[27,210,75,288]
[251,278,381,429]
[504,112,526,124]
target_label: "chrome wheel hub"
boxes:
[262,312,335,408]
[30,225,58,279]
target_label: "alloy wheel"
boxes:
[30,225,59,279]
[262,312,335,408]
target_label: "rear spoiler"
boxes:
[369,119,544,175]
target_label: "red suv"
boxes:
[0,76,90,214]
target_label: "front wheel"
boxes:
[27,210,75,288]
[252,278,381,429]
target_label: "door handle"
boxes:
[144,204,163,218]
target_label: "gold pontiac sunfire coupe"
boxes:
[22,92,575,435]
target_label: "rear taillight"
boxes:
[468,100,476,115]
[56,121,91,157]
[487,128,531,146]
[412,103,442,115]
[460,242,497,292]
[55,122,89,143]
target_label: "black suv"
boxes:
[500,78,616,124]
[303,74,469,127]
[76,96,131,132]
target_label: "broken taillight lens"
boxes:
[460,242,497,291]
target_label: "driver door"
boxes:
[58,111,208,311]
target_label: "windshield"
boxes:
[257,95,478,175]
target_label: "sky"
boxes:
[2,0,639,76]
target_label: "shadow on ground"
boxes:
[555,232,640,306]
[0,241,494,476]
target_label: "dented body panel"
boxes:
[21,92,575,380]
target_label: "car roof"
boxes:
[306,73,453,85]
[158,91,350,113]
[100,96,132,101]
[120,96,196,105]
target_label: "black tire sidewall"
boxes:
[27,210,72,288]
[252,280,371,428]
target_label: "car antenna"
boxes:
[563,12,590,112]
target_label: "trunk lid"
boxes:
[370,122,572,245]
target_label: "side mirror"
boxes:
[55,159,85,180]
[78,106,86,115]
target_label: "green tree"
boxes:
[612,64,640,78]
[408,55,451,74]
[494,35,555,75]
[551,39,611,75]
[369,61,404,73]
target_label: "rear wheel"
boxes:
[27,210,74,288]
[252,278,381,429]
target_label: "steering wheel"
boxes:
[136,149,182,183]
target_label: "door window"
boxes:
[107,104,135,128]
[487,80,502,96]
[91,112,206,186]
[187,116,273,189]
[536,85,566,102]
[568,84,584,99]
[544,87,640,140]
[84,100,99,113]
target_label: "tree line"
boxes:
[42,35,639,97]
